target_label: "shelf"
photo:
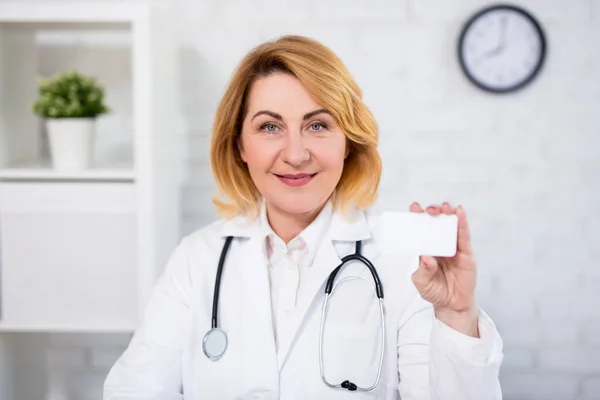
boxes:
[0,321,136,333]
[0,1,167,24]
[0,158,134,182]
[0,0,182,338]
[0,2,182,398]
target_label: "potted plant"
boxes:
[32,69,110,170]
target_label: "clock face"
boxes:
[458,5,546,93]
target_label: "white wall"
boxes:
[6,0,600,399]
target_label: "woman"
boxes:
[104,35,503,399]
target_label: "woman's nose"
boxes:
[281,133,310,166]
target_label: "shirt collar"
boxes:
[301,200,333,257]
[258,199,334,263]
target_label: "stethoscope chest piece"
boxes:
[203,327,228,361]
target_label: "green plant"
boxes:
[32,69,110,119]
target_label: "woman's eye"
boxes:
[261,123,279,133]
[310,122,327,131]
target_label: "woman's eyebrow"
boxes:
[303,109,330,120]
[251,110,282,121]
[250,108,331,122]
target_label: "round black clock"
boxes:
[457,4,547,93]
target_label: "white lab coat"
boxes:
[104,207,504,399]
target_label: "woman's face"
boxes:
[239,72,347,218]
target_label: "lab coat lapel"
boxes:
[276,208,373,370]
[239,234,277,356]
[221,216,279,376]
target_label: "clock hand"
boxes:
[472,16,508,66]
[499,15,508,51]
[472,45,503,67]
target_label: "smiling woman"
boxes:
[104,35,504,400]
[238,73,349,234]
[210,35,381,226]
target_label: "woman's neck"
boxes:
[265,203,325,244]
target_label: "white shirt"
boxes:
[260,201,333,350]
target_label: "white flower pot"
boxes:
[46,118,95,170]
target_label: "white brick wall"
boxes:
[7,0,600,399]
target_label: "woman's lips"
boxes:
[275,173,317,187]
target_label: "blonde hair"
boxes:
[210,35,381,219]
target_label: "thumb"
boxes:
[411,256,439,289]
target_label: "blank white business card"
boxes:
[379,211,458,257]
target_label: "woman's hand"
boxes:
[409,202,480,338]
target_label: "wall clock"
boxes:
[457,4,547,93]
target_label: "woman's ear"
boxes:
[237,135,247,163]
[344,141,353,160]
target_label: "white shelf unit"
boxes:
[0,1,183,333]
[0,158,136,181]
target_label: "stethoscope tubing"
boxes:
[208,236,386,392]
[212,236,234,329]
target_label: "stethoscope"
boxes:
[202,236,386,393]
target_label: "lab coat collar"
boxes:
[219,199,372,243]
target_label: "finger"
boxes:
[426,204,442,216]
[456,205,473,255]
[409,202,424,213]
[412,255,439,287]
[441,202,454,215]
